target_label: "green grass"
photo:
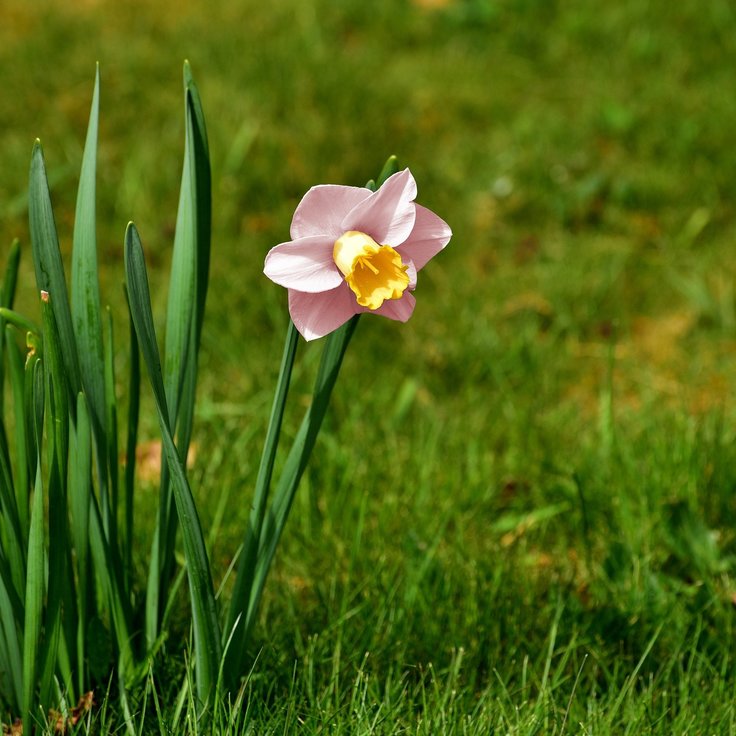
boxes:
[3,0,736,732]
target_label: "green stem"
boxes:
[225,315,359,685]
[224,320,299,666]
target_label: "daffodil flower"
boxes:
[264,169,451,340]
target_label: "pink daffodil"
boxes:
[263,168,451,340]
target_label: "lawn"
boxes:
[2,0,736,732]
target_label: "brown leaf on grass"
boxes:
[123,440,198,483]
[1,692,95,734]
[502,291,553,319]
[628,311,696,364]
[513,234,541,265]
[412,0,454,8]
[47,692,95,734]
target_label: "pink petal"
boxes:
[396,204,452,271]
[342,169,417,246]
[264,236,343,293]
[291,184,372,239]
[360,291,416,322]
[288,284,358,341]
[405,260,418,289]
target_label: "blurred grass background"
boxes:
[3,0,736,731]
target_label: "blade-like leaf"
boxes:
[0,307,40,337]
[6,328,29,536]
[86,490,135,679]
[22,358,44,736]
[0,239,21,413]
[104,308,120,553]
[0,415,25,604]
[0,567,23,712]
[71,65,106,451]
[124,288,139,590]
[183,61,211,351]
[1,239,20,312]
[164,63,212,437]
[148,62,212,647]
[376,155,399,187]
[125,222,221,706]
[69,392,92,694]
[29,142,81,404]
[39,297,75,704]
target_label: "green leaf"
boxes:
[0,307,40,337]
[41,297,69,486]
[1,239,20,312]
[104,307,120,553]
[6,328,29,536]
[22,358,44,736]
[147,63,212,648]
[86,616,113,682]
[0,407,25,610]
[0,565,23,712]
[28,142,82,404]
[69,393,92,693]
[71,65,106,452]
[125,222,221,706]
[164,62,211,440]
[0,332,25,599]
[0,239,21,413]
[86,492,135,679]
[376,155,399,187]
[183,62,212,353]
[123,289,140,590]
[39,297,74,706]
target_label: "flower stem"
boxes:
[224,319,300,660]
[224,315,359,686]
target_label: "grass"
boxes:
[3,0,736,732]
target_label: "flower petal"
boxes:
[396,204,452,271]
[291,184,372,239]
[360,290,416,322]
[405,259,418,289]
[343,169,417,246]
[264,236,343,293]
[288,284,358,341]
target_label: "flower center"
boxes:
[333,231,409,310]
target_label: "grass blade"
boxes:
[125,222,221,706]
